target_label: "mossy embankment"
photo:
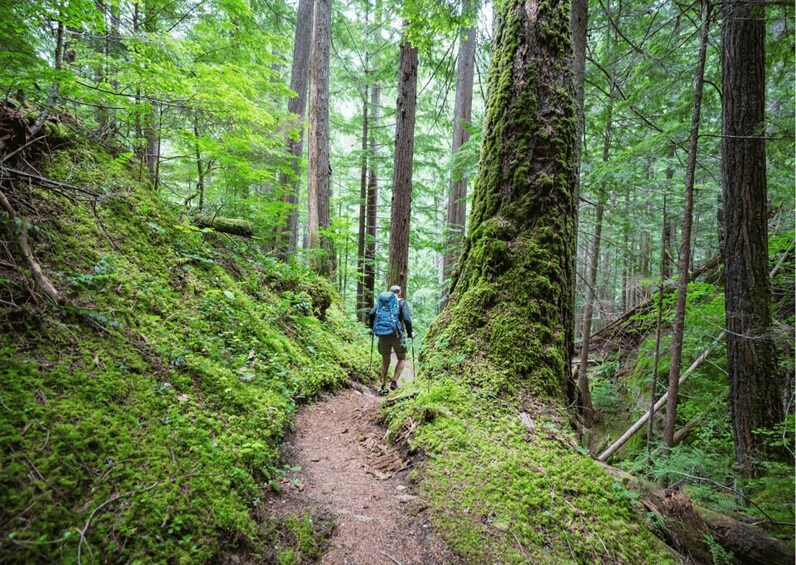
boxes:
[384,375,675,563]
[0,140,369,562]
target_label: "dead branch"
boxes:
[0,166,100,198]
[0,188,61,304]
[77,482,159,565]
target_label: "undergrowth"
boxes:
[0,141,370,562]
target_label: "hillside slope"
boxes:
[0,130,369,562]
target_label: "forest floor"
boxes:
[271,356,460,564]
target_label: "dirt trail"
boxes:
[273,365,458,564]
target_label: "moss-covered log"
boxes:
[603,464,794,564]
[193,215,253,237]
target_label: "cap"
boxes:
[389,285,401,294]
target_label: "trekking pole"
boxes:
[410,336,416,381]
[369,331,374,377]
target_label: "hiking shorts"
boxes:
[378,335,406,360]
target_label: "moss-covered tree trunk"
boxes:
[426,0,577,402]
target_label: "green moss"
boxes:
[385,378,674,563]
[0,142,370,562]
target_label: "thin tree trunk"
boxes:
[356,86,369,320]
[143,0,160,181]
[664,1,710,448]
[308,0,332,276]
[441,0,477,307]
[576,34,614,428]
[30,19,65,137]
[356,4,371,323]
[722,0,783,475]
[364,81,380,304]
[278,0,314,260]
[387,27,418,291]
[646,195,668,456]
[193,111,205,212]
[571,0,588,372]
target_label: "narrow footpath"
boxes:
[272,367,459,564]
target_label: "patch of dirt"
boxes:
[272,380,459,564]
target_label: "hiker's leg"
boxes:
[393,358,406,382]
[377,337,391,387]
[380,355,390,386]
[392,339,407,383]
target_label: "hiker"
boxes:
[368,284,414,395]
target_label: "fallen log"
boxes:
[193,215,253,237]
[602,463,794,565]
[597,343,718,462]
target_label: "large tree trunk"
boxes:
[308,0,333,276]
[441,0,477,306]
[277,0,314,261]
[721,0,783,475]
[386,29,418,291]
[428,0,577,402]
[663,1,710,448]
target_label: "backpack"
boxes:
[372,292,401,337]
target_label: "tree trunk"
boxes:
[143,0,160,182]
[664,1,710,448]
[356,5,371,323]
[278,0,314,260]
[308,0,332,276]
[427,0,577,402]
[441,0,477,306]
[576,40,614,428]
[193,111,205,212]
[721,0,783,475]
[577,191,605,428]
[364,81,380,306]
[356,86,370,321]
[646,194,668,455]
[386,28,418,291]
[30,18,64,137]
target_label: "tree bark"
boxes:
[427,0,577,402]
[441,0,477,307]
[308,0,332,276]
[142,0,160,182]
[721,0,783,475]
[386,29,418,291]
[356,86,370,321]
[356,5,371,323]
[278,0,314,260]
[646,195,667,454]
[364,81,380,305]
[193,111,205,212]
[664,1,710,448]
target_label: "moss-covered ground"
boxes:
[0,142,370,562]
[383,375,676,564]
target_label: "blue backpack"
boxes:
[373,292,401,337]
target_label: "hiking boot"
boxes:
[390,380,398,390]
